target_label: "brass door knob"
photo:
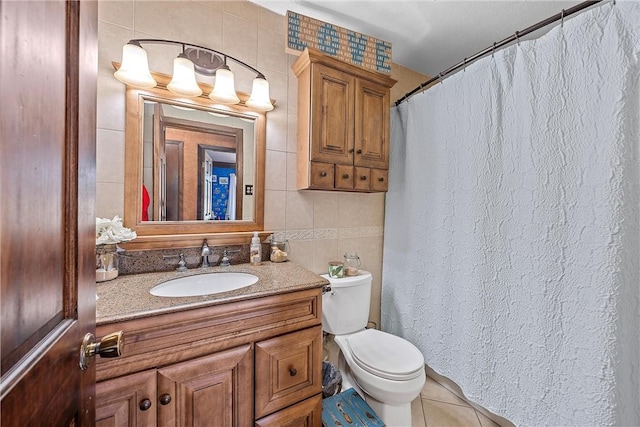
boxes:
[79,331,124,370]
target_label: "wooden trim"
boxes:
[292,48,397,88]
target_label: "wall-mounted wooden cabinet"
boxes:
[293,48,396,192]
[95,288,322,426]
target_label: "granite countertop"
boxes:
[96,261,328,325]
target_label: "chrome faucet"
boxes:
[200,239,211,268]
[219,247,240,267]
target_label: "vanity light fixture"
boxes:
[115,39,274,111]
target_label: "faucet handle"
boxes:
[219,247,240,267]
[163,253,188,272]
[176,254,187,272]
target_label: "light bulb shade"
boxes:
[114,42,157,88]
[167,54,202,97]
[209,66,240,105]
[246,76,274,111]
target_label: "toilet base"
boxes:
[337,348,418,427]
[365,396,412,427]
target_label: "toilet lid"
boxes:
[346,329,424,381]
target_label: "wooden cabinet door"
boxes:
[96,370,157,427]
[354,79,390,170]
[311,64,355,165]
[157,344,253,427]
[255,326,322,418]
[1,1,98,425]
[255,395,322,427]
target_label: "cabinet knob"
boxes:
[139,398,152,411]
[320,171,327,177]
[342,174,350,179]
[289,368,297,376]
[360,176,367,181]
[348,148,354,153]
[378,177,385,182]
[356,149,362,154]
[159,394,172,405]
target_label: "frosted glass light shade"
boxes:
[209,66,240,105]
[246,76,274,111]
[114,42,156,89]
[167,54,202,97]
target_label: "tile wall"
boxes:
[96,0,427,326]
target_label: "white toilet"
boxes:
[322,271,426,427]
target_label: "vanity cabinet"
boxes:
[96,288,323,426]
[293,48,396,192]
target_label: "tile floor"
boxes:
[412,376,501,427]
[325,335,506,427]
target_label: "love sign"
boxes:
[286,10,392,74]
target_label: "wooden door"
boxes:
[354,79,390,170]
[96,370,157,427]
[157,345,253,427]
[153,103,167,221]
[1,0,97,425]
[311,64,354,165]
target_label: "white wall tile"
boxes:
[285,190,314,230]
[97,129,125,184]
[98,1,134,28]
[265,149,287,190]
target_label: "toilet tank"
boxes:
[321,271,372,335]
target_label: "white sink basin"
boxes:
[150,272,259,297]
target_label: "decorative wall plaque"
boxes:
[286,10,392,74]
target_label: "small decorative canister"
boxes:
[328,261,344,278]
[270,236,290,263]
[96,244,119,282]
[343,252,361,276]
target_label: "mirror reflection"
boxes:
[140,100,256,222]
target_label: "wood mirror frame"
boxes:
[121,68,267,250]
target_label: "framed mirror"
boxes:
[123,71,267,249]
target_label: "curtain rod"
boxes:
[395,0,603,106]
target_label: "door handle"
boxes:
[79,331,124,370]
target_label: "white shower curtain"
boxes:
[382,3,639,426]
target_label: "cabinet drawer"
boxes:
[255,394,322,427]
[335,165,354,190]
[96,370,157,427]
[255,326,323,418]
[309,162,334,189]
[354,167,370,191]
[370,168,389,192]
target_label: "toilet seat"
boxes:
[345,329,424,381]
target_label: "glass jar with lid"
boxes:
[343,252,361,276]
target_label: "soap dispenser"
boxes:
[250,232,261,265]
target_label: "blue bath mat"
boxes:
[322,388,385,426]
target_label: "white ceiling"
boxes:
[250,0,583,77]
